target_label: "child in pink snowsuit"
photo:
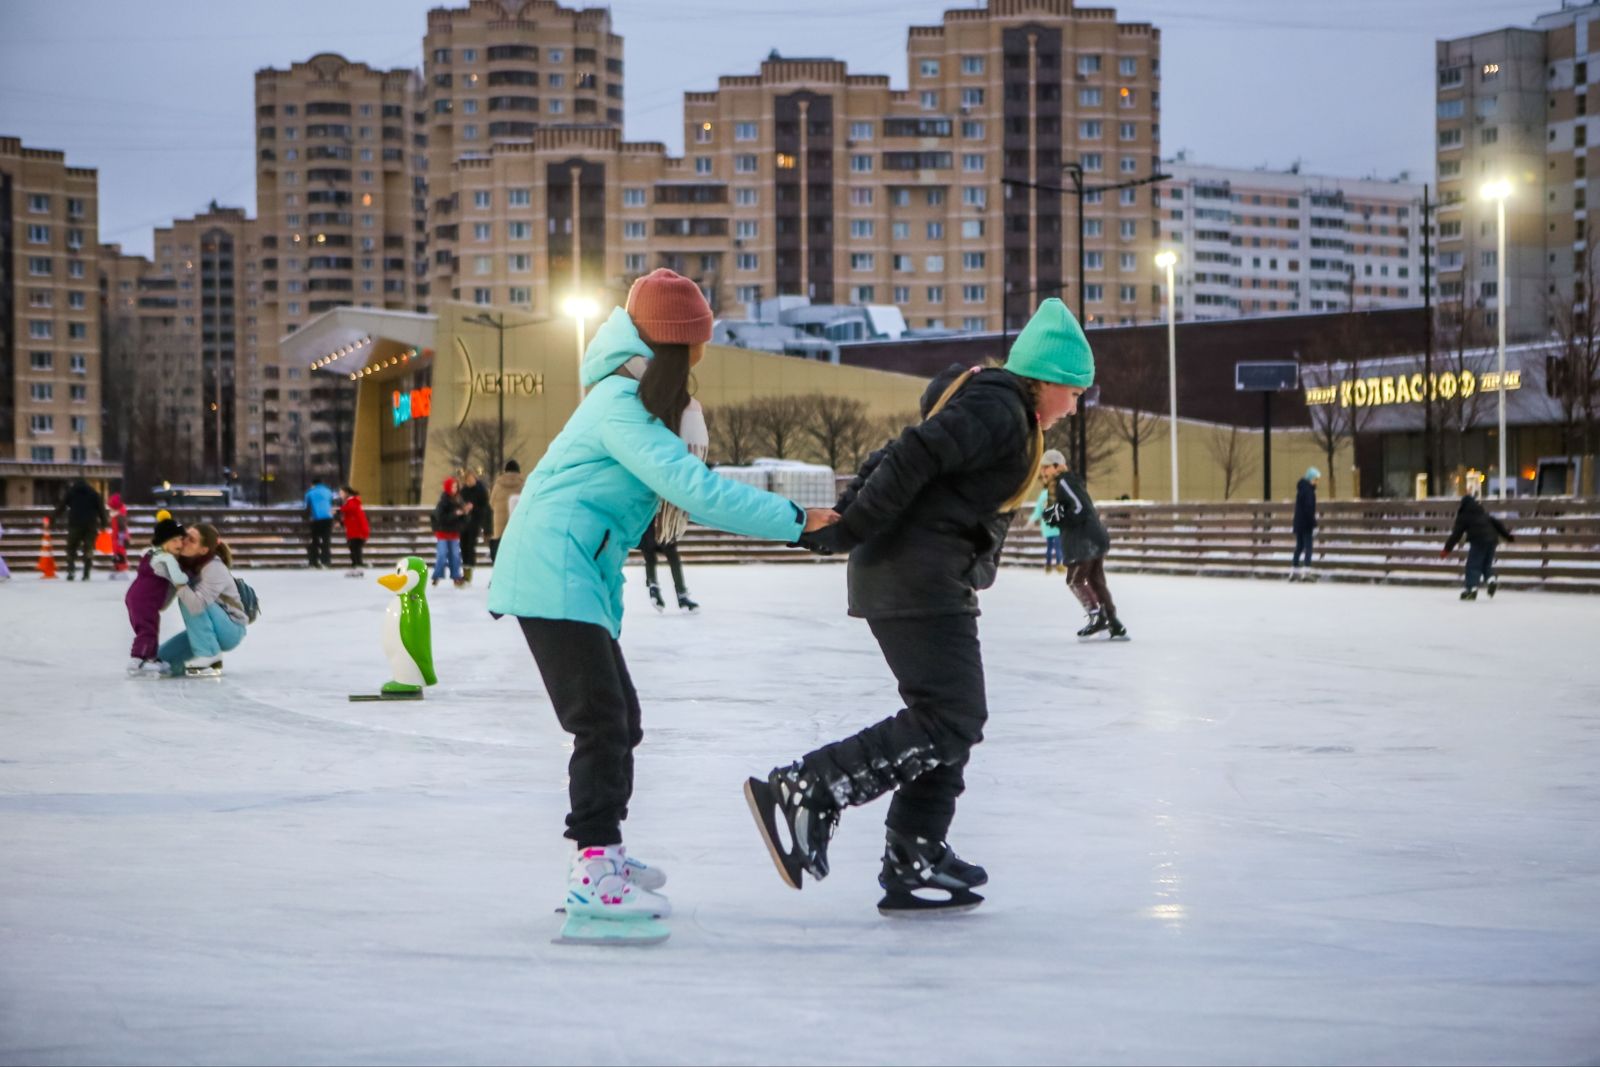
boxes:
[125,517,187,676]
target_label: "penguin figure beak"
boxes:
[377,573,408,592]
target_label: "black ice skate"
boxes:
[648,582,666,612]
[677,591,699,613]
[1107,616,1129,641]
[1076,610,1108,638]
[877,829,986,917]
[1460,589,1478,601]
[1486,575,1498,598]
[744,762,840,889]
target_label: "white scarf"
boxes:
[619,356,709,543]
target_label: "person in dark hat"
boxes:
[124,517,188,676]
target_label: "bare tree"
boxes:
[800,394,877,472]
[1203,424,1260,500]
[1547,239,1600,493]
[1433,299,1494,486]
[1304,315,1382,499]
[437,418,524,477]
[1042,404,1117,487]
[1094,357,1165,497]
[747,395,811,460]
[705,400,761,466]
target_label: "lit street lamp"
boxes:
[1155,249,1179,503]
[468,311,539,475]
[1481,178,1512,499]
[562,295,600,406]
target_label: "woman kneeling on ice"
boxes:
[158,524,248,677]
[488,269,838,933]
[748,298,1094,915]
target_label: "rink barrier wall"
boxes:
[2,499,1595,593]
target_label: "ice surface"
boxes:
[1,564,1598,1066]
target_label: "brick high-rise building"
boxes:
[1157,160,1424,321]
[254,53,423,495]
[1,136,114,505]
[425,0,1162,335]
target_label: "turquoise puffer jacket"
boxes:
[487,308,805,637]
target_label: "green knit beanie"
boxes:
[1004,298,1095,387]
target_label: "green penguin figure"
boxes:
[373,555,436,697]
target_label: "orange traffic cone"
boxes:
[38,517,57,579]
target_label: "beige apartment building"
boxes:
[425,0,1162,335]
[1435,2,1600,342]
[1158,160,1424,321]
[253,53,423,496]
[1,136,114,506]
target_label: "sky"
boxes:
[0,0,1559,259]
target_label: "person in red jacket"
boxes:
[338,485,371,575]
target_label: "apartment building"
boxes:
[254,53,423,494]
[1157,161,1424,322]
[1,136,114,506]
[426,0,1162,335]
[1435,2,1599,341]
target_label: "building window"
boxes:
[624,221,647,239]
[1085,284,1105,302]
[31,446,54,461]
[549,73,566,89]
[29,320,52,339]
[694,122,712,143]
[962,284,987,302]
[850,220,876,239]
[694,156,712,174]
[1480,126,1498,145]
[1120,252,1137,271]
[1080,120,1102,139]
[962,55,985,75]
[623,187,646,206]
[1078,55,1102,76]
[474,190,492,208]
[1119,57,1137,77]
[474,255,493,275]
[1438,128,1462,147]
[920,90,939,110]
[735,122,759,141]
[925,255,945,272]
[30,352,52,370]
[27,224,50,244]
[70,354,86,374]
[1120,187,1138,205]
[1084,251,1104,270]
[891,221,910,240]
[508,188,531,207]
[920,59,941,77]
[462,125,478,140]
[67,323,86,340]
[893,285,911,303]
[509,254,532,272]
[1083,153,1104,172]
[27,194,50,213]
[737,253,759,271]
[962,186,986,207]
[850,187,875,206]
[624,254,647,273]
[1079,88,1102,107]
[735,220,759,240]
[851,154,874,173]
[736,188,759,206]
[1437,99,1464,119]
[1438,66,1462,86]
[962,153,985,172]
[30,414,55,434]
[853,286,875,303]
[473,288,492,305]
[960,88,984,108]
[474,223,491,241]
[508,221,531,239]
[1119,284,1137,302]
[927,221,945,239]
[1119,122,1137,140]
[893,254,913,272]
[1121,157,1138,174]
[927,285,945,302]
[962,252,986,270]
[549,100,564,114]
[28,257,50,276]
[1085,219,1104,238]
[851,253,876,271]
[735,154,759,173]
[961,120,984,139]
[70,415,88,434]
[30,383,53,402]
[509,286,531,305]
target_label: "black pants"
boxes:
[1066,556,1116,618]
[519,617,643,847]
[65,524,95,579]
[488,537,501,564]
[308,519,333,566]
[1465,542,1497,591]
[348,538,366,568]
[802,613,986,842]
[639,531,687,595]
[1293,529,1315,567]
[462,525,480,572]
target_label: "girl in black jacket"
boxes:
[1442,493,1514,599]
[1040,451,1125,640]
[745,298,1095,915]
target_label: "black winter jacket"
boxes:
[827,364,1038,619]
[1443,495,1514,552]
[1045,471,1110,563]
[460,481,491,534]
[1292,478,1318,534]
[431,493,469,538]
[57,480,108,530]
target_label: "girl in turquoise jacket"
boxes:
[488,269,837,925]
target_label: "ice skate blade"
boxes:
[553,912,669,946]
[348,691,424,702]
[877,890,985,918]
[744,777,803,890]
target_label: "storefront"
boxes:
[1301,342,1586,498]
[282,301,929,505]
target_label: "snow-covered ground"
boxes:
[1,563,1597,1066]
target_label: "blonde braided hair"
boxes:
[922,366,1044,514]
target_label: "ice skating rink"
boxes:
[1,563,1597,1066]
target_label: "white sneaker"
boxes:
[622,853,668,891]
[566,845,671,919]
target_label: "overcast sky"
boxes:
[0,0,1556,258]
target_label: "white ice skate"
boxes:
[183,656,223,678]
[556,845,670,946]
[345,568,365,578]
[622,853,667,891]
[127,657,165,678]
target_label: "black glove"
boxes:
[798,522,858,557]
[1043,501,1068,527]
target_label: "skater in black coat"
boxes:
[1291,467,1320,580]
[1040,451,1123,639]
[1442,493,1514,599]
[745,298,1095,915]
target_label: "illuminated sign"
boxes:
[393,386,432,426]
[1305,369,1521,409]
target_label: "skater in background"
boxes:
[430,477,470,588]
[0,519,10,581]
[488,268,838,932]
[488,459,524,564]
[1043,451,1126,640]
[55,477,107,581]
[458,470,491,583]
[1442,491,1515,600]
[125,517,188,676]
[157,524,249,677]
[748,297,1094,915]
[638,512,698,613]
[1291,466,1320,581]
[303,477,336,569]
[1024,457,1064,574]
[338,485,370,574]
[106,492,130,579]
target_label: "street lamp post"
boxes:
[1155,250,1179,503]
[561,296,599,408]
[1482,179,1512,498]
[468,312,539,475]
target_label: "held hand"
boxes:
[803,507,841,533]
[1439,549,1449,559]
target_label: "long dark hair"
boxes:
[191,523,234,568]
[636,340,693,434]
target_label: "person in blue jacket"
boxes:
[488,269,838,924]
[1291,466,1320,581]
[303,477,336,569]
